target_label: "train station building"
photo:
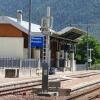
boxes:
[0,11,86,73]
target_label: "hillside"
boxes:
[0,0,100,40]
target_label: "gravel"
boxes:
[0,95,67,100]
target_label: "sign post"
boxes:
[31,36,44,48]
[88,48,93,69]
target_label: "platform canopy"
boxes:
[54,27,86,42]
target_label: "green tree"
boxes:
[75,35,100,64]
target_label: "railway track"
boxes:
[0,79,41,96]
[0,77,68,96]
[0,71,100,98]
[66,81,100,100]
[65,71,100,78]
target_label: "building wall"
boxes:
[0,24,29,58]
[0,37,24,58]
[0,24,23,37]
[0,24,28,48]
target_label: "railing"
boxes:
[76,64,87,71]
[21,59,39,68]
[0,58,40,69]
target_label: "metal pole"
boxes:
[46,7,51,68]
[41,6,52,93]
[28,0,32,58]
[86,25,89,70]
[42,7,51,92]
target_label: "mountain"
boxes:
[0,0,100,40]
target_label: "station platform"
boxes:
[0,70,100,89]
[0,70,100,99]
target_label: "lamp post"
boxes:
[28,0,32,58]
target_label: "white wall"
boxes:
[33,48,40,59]
[0,37,24,58]
[23,48,28,58]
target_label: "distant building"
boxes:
[0,11,86,71]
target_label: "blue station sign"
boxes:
[31,36,44,48]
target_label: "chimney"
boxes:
[17,10,22,23]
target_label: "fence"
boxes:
[76,64,87,71]
[0,58,40,69]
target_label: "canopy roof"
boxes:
[57,27,86,41]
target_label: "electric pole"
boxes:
[28,0,32,58]
[41,7,53,93]
[86,24,89,70]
